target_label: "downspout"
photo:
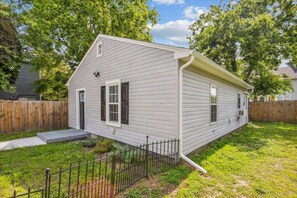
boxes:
[179,55,207,174]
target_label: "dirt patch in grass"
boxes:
[118,163,195,198]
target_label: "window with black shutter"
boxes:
[121,82,129,124]
[101,81,129,126]
[101,86,106,121]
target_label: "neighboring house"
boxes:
[0,63,40,100]
[66,34,252,156]
[275,65,297,101]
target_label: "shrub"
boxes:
[113,143,140,164]
[92,139,114,154]
[80,138,101,148]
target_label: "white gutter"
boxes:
[179,55,207,174]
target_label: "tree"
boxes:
[189,0,296,97]
[0,2,22,92]
[11,0,158,100]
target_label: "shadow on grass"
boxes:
[189,122,297,165]
[111,122,297,197]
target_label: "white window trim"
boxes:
[76,88,86,131]
[210,84,218,125]
[96,42,102,57]
[106,79,121,127]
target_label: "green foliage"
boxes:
[10,0,158,100]
[0,2,22,92]
[113,142,138,164]
[92,138,114,154]
[0,141,94,196]
[80,137,101,148]
[189,0,296,97]
[34,61,71,101]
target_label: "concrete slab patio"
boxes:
[0,137,46,151]
[37,129,88,143]
[0,129,89,151]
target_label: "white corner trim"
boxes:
[106,79,122,128]
[75,88,86,131]
[174,50,193,59]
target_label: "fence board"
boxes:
[0,100,68,134]
[249,101,297,124]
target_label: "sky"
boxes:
[149,0,229,48]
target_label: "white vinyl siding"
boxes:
[182,65,248,155]
[68,37,179,146]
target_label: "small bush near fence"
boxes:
[10,138,179,198]
[0,100,68,134]
[249,101,297,124]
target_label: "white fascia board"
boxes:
[186,51,253,90]
[66,34,191,86]
[98,34,191,59]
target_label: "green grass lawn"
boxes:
[0,141,94,197]
[0,131,39,142]
[125,122,297,198]
[1,122,296,198]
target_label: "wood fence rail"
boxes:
[0,100,68,134]
[249,101,297,124]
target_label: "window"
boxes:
[106,80,121,127]
[210,85,217,123]
[101,82,129,125]
[79,92,85,102]
[97,42,102,57]
[238,93,241,109]
[243,94,247,109]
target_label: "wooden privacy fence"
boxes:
[0,100,68,134]
[249,101,297,123]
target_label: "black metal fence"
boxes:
[10,137,179,198]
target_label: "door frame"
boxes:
[76,88,86,131]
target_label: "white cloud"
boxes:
[152,0,184,5]
[150,19,194,47]
[149,5,209,47]
[183,6,208,19]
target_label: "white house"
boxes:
[66,35,252,169]
[275,66,297,101]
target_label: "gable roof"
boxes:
[66,34,252,89]
[275,66,297,79]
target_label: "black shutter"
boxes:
[101,86,106,121]
[121,82,129,124]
